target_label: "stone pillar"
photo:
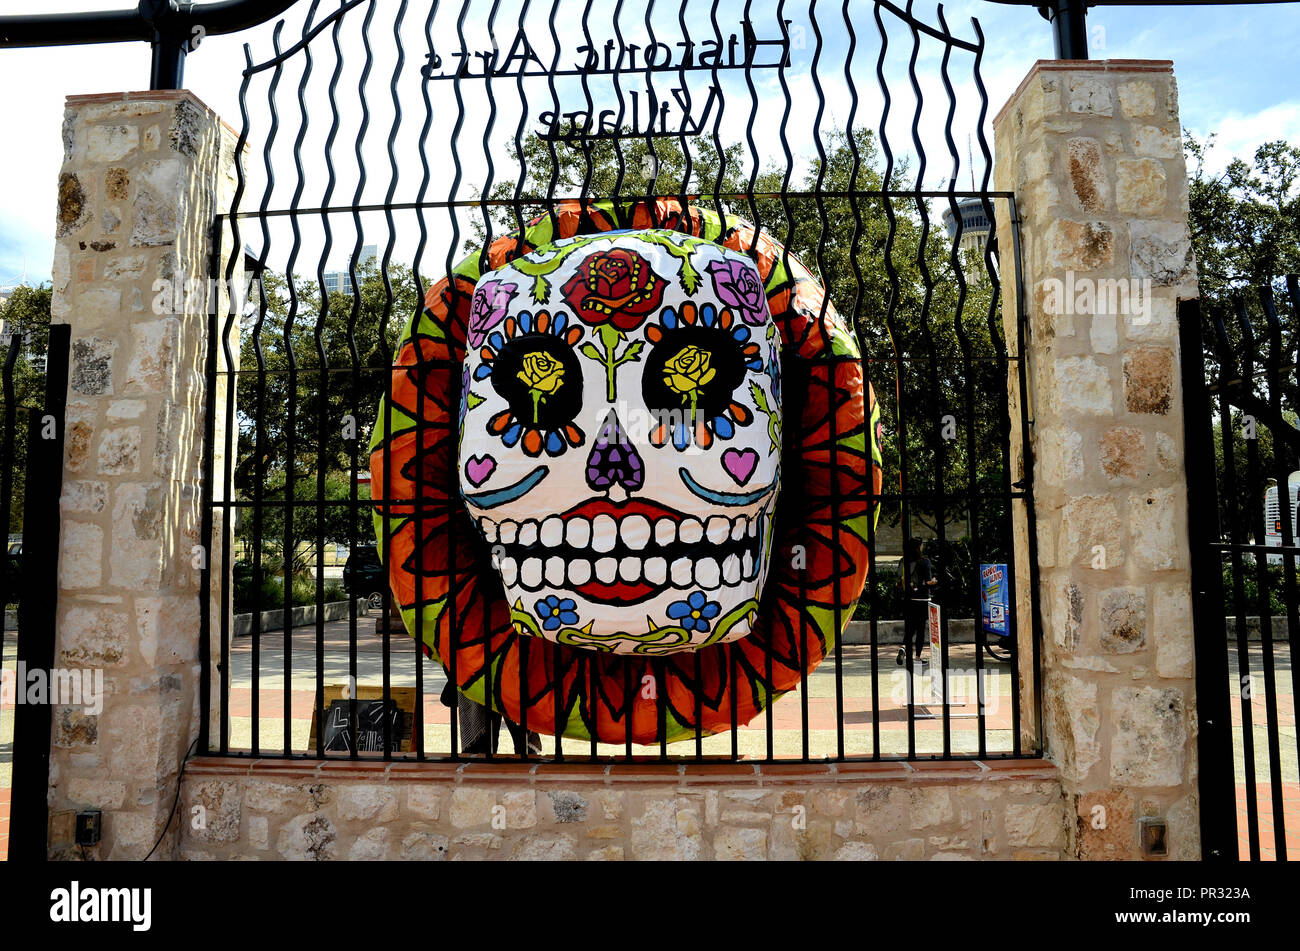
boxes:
[993,61,1200,860]
[46,92,240,859]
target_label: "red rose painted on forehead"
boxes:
[560,246,665,332]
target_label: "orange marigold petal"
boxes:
[489,411,513,433]
[522,428,543,456]
[730,403,753,425]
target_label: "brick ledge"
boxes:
[186,755,1058,787]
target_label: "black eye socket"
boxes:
[490,335,582,429]
[642,325,747,421]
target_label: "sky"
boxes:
[1,0,1298,287]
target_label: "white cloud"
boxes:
[1189,101,1300,175]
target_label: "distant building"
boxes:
[941,198,992,255]
[321,245,377,295]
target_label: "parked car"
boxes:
[342,546,385,609]
[5,542,21,604]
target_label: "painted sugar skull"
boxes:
[458,230,783,654]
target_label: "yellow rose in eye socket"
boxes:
[517,352,565,394]
[663,345,716,400]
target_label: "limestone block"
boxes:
[277,813,338,860]
[337,784,398,822]
[909,788,954,830]
[248,815,269,850]
[1053,356,1113,416]
[1068,76,1113,116]
[1123,347,1173,415]
[70,336,117,396]
[450,788,496,829]
[1132,125,1181,159]
[1153,583,1194,678]
[586,846,625,861]
[833,841,879,861]
[1076,789,1136,860]
[60,521,104,589]
[1110,686,1187,786]
[109,483,166,589]
[1059,494,1123,568]
[59,605,129,667]
[1050,675,1101,782]
[501,790,538,829]
[406,785,443,820]
[1038,428,1085,486]
[546,790,589,823]
[97,427,141,475]
[713,826,768,861]
[1066,137,1109,212]
[57,173,91,237]
[1046,219,1114,271]
[1130,487,1183,571]
[1117,81,1156,118]
[60,481,107,515]
[1099,427,1145,482]
[186,779,242,843]
[630,798,702,861]
[1130,220,1195,286]
[66,778,127,810]
[347,827,390,860]
[1099,586,1147,654]
[1116,159,1167,216]
[512,833,578,861]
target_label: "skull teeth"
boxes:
[483,509,773,595]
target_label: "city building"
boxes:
[321,244,377,295]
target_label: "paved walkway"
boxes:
[1,621,1296,861]
[222,617,1020,759]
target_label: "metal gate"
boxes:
[1181,281,1300,861]
[0,318,70,861]
[200,0,1041,763]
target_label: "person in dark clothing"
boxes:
[441,681,542,756]
[897,538,938,666]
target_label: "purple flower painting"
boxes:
[466,279,519,347]
[706,257,768,326]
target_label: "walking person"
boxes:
[897,537,938,666]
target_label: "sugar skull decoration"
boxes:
[458,231,782,654]
[370,199,882,745]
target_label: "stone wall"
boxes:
[993,61,1201,860]
[177,759,1066,861]
[44,92,240,859]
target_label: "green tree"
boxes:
[0,283,53,534]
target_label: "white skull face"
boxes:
[458,230,782,654]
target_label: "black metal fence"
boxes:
[199,0,1042,763]
[1182,280,1300,861]
[0,320,70,861]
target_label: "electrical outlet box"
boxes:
[1139,817,1168,857]
[75,810,102,847]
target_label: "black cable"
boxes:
[143,736,200,861]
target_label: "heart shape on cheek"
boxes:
[465,454,497,487]
[722,447,759,486]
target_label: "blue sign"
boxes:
[980,563,1010,638]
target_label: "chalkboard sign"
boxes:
[307,684,417,753]
[322,699,406,753]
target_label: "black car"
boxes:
[342,546,385,609]
[4,542,21,604]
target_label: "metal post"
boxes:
[1042,0,1090,58]
[9,324,70,862]
[1177,299,1240,862]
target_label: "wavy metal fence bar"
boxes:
[200,0,1042,764]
